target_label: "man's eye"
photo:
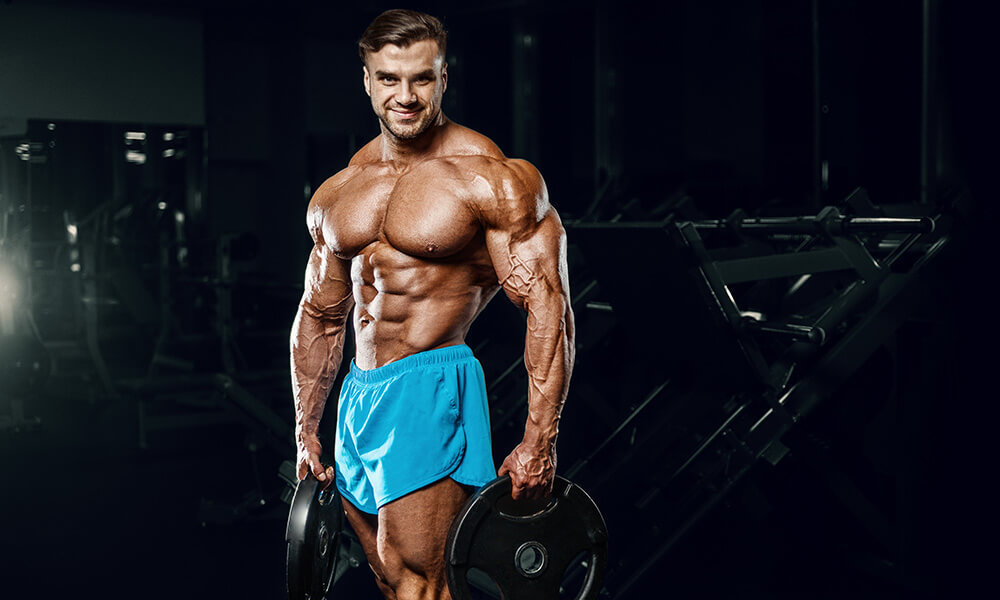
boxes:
[416,77,431,84]
[381,77,397,84]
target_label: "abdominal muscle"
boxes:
[350,240,498,370]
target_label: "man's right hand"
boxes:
[296,433,334,488]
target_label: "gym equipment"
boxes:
[564,190,948,597]
[286,474,343,600]
[446,475,608,600]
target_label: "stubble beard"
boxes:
[378,106,440,141]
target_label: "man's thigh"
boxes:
[377,477,471,582]
[342,497,381,570]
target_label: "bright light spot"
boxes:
[66,223,78,243]
[47,123,56,131]
[162,148,175,158]
[175,211,185,224]
[0,269,15,296]
[157,202,167,211]
[125,131,147,141]
[164,132,175,141]
[125,151,146,164]
[70,263,81,273]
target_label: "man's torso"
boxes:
[310,124,520,368]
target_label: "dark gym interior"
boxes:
[1,1,993,598]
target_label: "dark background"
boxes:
[0,0,993,598]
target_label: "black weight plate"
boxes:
[446,475,608,600]
[286,476,343,600]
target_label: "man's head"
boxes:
[359,9,449,141]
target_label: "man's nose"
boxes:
[396,81,416,105]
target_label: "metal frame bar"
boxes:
[579,205,945,597]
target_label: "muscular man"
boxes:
[290,9,574,600]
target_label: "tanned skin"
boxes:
[289,38,575,600]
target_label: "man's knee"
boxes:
[377,550,448,600]
[390,571,449,600]
[370,562,396,599]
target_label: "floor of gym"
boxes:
[2,363,968,600]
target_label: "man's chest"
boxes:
[320,162,494,260]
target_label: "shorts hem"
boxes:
[450,416,497,490]
[336,481,378,515]
[373,450,465,511]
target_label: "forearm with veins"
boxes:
[502,252,576,447]
[290,294,352,438]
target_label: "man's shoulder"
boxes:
[311,166,358,205]
[446,154,548,228]
[436,125,543,189]
[348,136,383,167]
[311,138,390,206]
[439,123,506,160]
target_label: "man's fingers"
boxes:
[507,469,524,499]
[523,485,541,501]
[500,451,556,501]
[319,465,335,490]
[310,458,328,481]
[510,473,537,501]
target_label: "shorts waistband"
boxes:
[347,344,474,384]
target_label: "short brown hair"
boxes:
[358,9,447,64]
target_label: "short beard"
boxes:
[378,108,439,141]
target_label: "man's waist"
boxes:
[347,343,474,383]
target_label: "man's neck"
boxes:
[379,114,449,163]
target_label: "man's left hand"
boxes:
[498,441,556,501]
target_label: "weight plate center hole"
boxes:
[515,541,548,578]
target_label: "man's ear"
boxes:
[363,65,371,97]
[441,61,448,93]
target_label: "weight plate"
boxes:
[286,476,343,600]
[446,475,608,600]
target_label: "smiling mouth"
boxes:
[391,108,421,119]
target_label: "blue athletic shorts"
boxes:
[334,344,497,514]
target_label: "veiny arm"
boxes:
[290,212,355,485]
[484,159,576,500]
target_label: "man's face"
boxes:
[363,39,447,141]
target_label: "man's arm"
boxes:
[290,228,354,485]
[484,159,576,500]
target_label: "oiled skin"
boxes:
[288,37,574,600]
[291,121,576,497]
[289,121,575,600]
